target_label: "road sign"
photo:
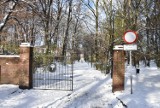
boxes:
[113,45,124,50]
[124,44,137,51]
[123,30,138,44]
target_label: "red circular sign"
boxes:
[123,30,138,44]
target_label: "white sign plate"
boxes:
[113,45,124,50]
[124,44,137,50]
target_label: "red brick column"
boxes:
[19,43,33,89]
[112,50,125,92]
[0,65,1,84]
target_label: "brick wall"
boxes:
[0,43,33,89]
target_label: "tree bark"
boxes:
[62,0,72,56]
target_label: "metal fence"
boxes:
[32,52,73,91]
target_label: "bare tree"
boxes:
[0,0,18,32]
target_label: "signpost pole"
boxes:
[129,51,132,66]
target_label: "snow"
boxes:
[0,23,4,28]
[0,55,20,58]
[0,61,160,108]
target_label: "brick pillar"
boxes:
[112,50,125,92]
[0,65,1,84]
[19,43,33,89]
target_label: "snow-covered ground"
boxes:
[0,61,160,108]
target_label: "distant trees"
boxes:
[0,0,85,55]
[81,0,160,70]
[108,0,160,67]
[0,0,160,67]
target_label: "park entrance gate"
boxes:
[32,49,73,91]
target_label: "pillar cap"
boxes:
[20,43,31,47]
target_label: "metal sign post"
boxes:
[123,30,138,94]
[129,51,132,66]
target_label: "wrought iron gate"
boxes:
[32,50,73,90]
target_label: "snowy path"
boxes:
[0,61,160,108]
[54,62,114,108]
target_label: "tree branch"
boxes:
[0,0,18,32]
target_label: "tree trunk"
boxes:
[95,0,99,62]
[62,0,72,56]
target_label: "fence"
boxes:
[32,50,74,90]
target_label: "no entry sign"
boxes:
[123,30,138,44]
